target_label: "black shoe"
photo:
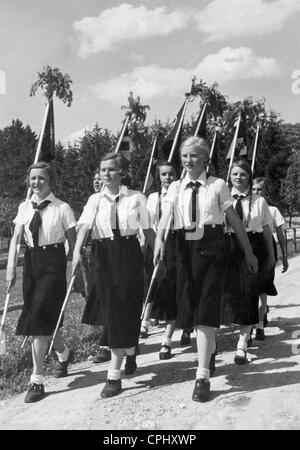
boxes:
[255,328,265,341]
[234,348,248,365]
[124,346,140,375]
[53,350,73,378]
[180,330,191,346]
[100,379,122,398]
[247,337,253,347]
[92,348,111,363]
[192,378,210,402]
[159,344,172,360]
[24,383,45,403]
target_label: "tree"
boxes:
[280,151,300,226]
[30,65,73,107]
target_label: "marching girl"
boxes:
[223,161,275,363]
[141,161,178,359]
[72,153,155,399]
[6,162,77,403]
[252,177,288,340]
[154,137,257,402]
[80,169,112,364]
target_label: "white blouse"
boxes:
[165,172,233,239]
[230,187,272,233]
[77,185,150,239]
[13,192,76,247]
[147,187,168,232]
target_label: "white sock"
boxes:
[196,368,210,380]
[107,369,121,380]
[101,346,110,351]
[141,320,150,328]
[125,346,135,356]
[237,335,248,351]
[257,321,264,330]
[162,338,172,347]
[30,374,44,385]
[56,346,70,363]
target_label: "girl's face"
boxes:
[100,159,122,188]
[93,172,101,192]
[252,183,264,197]
[180,145,206,178]
[230,166,250,192]
[159,165,176,188]
[29,168,51,199]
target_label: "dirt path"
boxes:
[1,256,300,430]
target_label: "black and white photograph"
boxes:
[0,0,300,433]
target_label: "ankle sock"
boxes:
[30,374,43,385]
[161,338,172,347]
[141,320,150,329]
[56,346,70,363]
[107,369,121,380]
[196,368,210,380]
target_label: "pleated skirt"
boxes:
[16,244,67,336]
[82,235,144,349]
[175,226,226,329]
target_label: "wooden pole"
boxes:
[226,114,241,184]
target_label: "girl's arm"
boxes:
[225,206,258,273]
[65,226,77,259]
[143,228,156,253]
[262,224,275,270]
[6,224,24,288]
[275,225,288,272]
[153,202,173,266]
[71,223,90,276]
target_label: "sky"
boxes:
[0,0,300,145]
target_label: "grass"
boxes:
[0,263,104,400]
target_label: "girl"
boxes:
[252,177,288,340]
[6,162,76,403]
[81,169,111,363]
[154,137,257,402]
[141,161,178,359]
[224,161,275,362]
[72,153,155,399]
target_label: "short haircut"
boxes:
[26,161,57,188]
[100,152,129,176]
[179,136,210,163]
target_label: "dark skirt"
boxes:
[85,235,144,349]
[150,231,177,321]
[82,240,103,326]
[175,226,226,329]
[259,237,278,296]
[221,232,275,326]
[16,244,67,336]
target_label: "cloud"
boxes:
[94,47,281,103]
[63,126,91,146]
[195,47,281,82]
[0,70,6,95]
[74,3,189,57]
[193,0,300,41]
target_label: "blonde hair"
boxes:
[26,161,57,188]
[179,136,210,165]
[100,152,129,177]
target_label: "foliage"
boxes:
[280,151,300,225]
[30,65,73,107]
